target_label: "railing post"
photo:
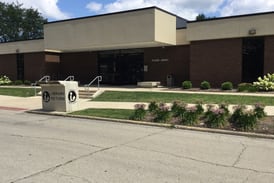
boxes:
[85,75,102,91]
[64,75,74,81]
[32,75,51,96]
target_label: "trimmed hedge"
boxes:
[200,81,211,90]
[221,82,233,90]
[182,80,192,89]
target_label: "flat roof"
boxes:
[188,11,274,23]
[46,6,187,25]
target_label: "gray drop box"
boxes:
[40,81,79,112]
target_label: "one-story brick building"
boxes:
[0,7,273,87]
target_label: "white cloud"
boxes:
[86,2,103,12]
[220,0,274,17]
[86,0,224,20]
[86,0,274,20]
[0,0,70,20]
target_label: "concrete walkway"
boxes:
[82,86,274,115]
[0,86,274,115]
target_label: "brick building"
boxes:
[0,7,273,87]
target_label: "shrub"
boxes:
[131,104,146,121]
[230,104,266,131]
[182,80,192,89]
[14,80,23,85]
[221,82,233,90]
[195,101,204,115]
[24,80,31,85]
[253,73,274,91]
[171,101,186,117]
[204,104,229,128]
[230,106,257,131]
[153,103,170,123]
[237,83,258,92]
[0,75,12,85]
[181,106,200,125]
[200,81,211,90]
[148,101,158,113]
[254,103,266,119]
[219,103,229,116]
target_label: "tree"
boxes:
[196,13,216,21]
[196,13,206,20]
[0,2,47,43]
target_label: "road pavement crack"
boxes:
[232,142,247,167]
[124,145,274,176]
[10,134,104,149]
[10,129,168,183]
[118,129,169,146]
[10,147,112,183]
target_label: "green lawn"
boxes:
[0,87,39,97]
[71,108,133,119]
[93,91,274,105]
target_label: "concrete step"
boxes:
[78,90,97,99]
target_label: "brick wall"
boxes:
[0,54,17,80]
[24,52,47,82]
[190,38,242,87]
[144,45,190,86]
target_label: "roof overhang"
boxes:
[0,39,44,54]
[44,7,177,52]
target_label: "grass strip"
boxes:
[71,108,133,120]
[0,87,40,97]
[93,91,274,105]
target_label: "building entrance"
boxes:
[98,49,144,85]
[242,37,264,83]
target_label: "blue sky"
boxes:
[1,0,274,21]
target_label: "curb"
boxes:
[26,110,274,140]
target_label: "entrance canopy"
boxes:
[44,7,179,52]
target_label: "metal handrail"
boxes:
[38,75,50,82]
[85,76,102,90]
[64,75,74,81]
[32,75,50,96]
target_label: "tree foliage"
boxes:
[0,2,47,43]
[196,13,216,21]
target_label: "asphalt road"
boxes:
[1,110,274,183]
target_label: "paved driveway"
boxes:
[1,109,274,183]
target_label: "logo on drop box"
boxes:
[68,90,77,103]
[42,91,50,103]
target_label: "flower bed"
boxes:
[131,101,267,132]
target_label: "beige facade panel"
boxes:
[0,39,44,54]
[154,9,176,45]
[187,13,274,41]
[44,8,177,52]
[176,29,190,45]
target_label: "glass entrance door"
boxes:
[242,37,264,83]
[98,49,144,85]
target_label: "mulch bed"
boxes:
[143,114,274,135]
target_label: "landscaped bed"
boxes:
[71,108,274,135]
[71,106,274,134]
[73,90,274,135]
